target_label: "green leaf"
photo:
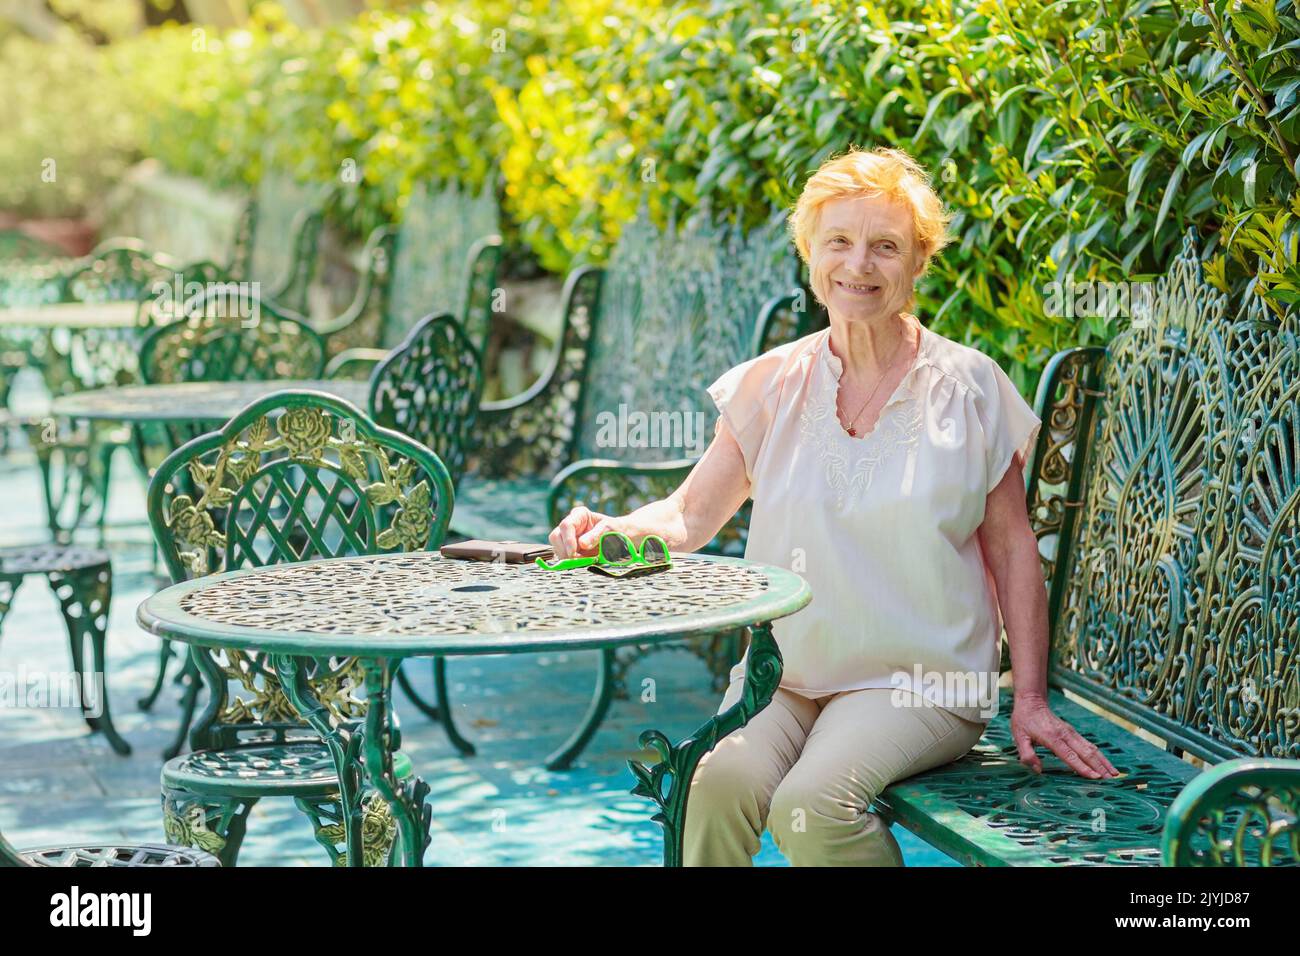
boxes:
[1154,164,1186,238]
[1023,115,1057,172]
[913,86,962,148]
[1127,145,1161,218]
[365,483,398,505]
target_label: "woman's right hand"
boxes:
[548,505,627,559]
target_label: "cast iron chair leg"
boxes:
[47,564,130,757]
[545,648,614,771]
[137,638,174,711]
[163,658,202,760]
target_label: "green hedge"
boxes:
[4,0,1297,386]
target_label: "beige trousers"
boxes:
[683,677,986,866]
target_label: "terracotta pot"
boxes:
[16,218,99,256]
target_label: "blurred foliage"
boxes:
[1,0,1296,382]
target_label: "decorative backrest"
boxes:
[572,203,802,463]
[138,286,326,385]
[1041,229,1299,763]
[146,392,454,748]
[385,179,502,350]
[39,258,232,396]
[62,241,180,304]
[368,312,484,489]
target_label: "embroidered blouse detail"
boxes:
[798,328,928,511]
[706,319,1042,724]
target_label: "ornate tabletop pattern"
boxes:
[173,552,773,642]
[50,380,369,424]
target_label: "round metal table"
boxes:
[50,380,371,424]
[138,550,810,866]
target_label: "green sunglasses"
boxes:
[535,530,673,578]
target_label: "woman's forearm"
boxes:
[998,527,1051,702]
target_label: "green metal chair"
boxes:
[364,312,485,753]
[23,244,214,542]
[146,390,455,866]
[131,290,327,746]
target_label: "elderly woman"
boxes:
[547,146,1118,866]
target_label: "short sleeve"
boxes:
[706,353,784,485]
[973,356,1042,496]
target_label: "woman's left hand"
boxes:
[1010,694,1120,779]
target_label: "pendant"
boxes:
[847,426,856,437]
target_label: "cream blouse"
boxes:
[707,318,1042,723]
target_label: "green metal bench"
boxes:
[238,168,329,317]
[868,229,1300,866]
[447,203,817,766]
[313,179,502,359]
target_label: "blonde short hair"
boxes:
[789,146,952,277]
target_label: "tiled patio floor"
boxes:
[0,428,959,866]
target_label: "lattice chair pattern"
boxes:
[146,391,456,865]
[315,179,503,357]
[872,229,1300,867]
[138,291,327,387]
[369,313,485,490]
[132,289,327,747]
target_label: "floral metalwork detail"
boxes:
[150,391,452,771]
[161,404,440,579]
[139,292,326,386]
[1051,229,1300,761]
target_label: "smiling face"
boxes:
[809,193,925,325]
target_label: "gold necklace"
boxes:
[840,318,912,438]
